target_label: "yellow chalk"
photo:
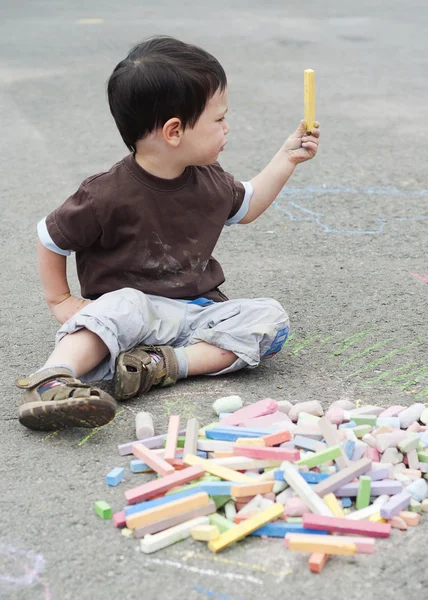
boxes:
[208,503,284,552]
[286,534,357,556]
[304,69,315,132]
[126,492,210,530]
[323,493,344,518]
[191,525,220,541]
[368,513,387,523]
[235,437,265,446]
[183,454,255,483]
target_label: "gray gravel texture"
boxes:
[1,1,427,599]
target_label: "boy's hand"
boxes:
[48,294,92,324]
[282,120,320,165]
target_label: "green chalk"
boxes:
[163,436,186,448]
[398,434,420,454]
[417,451,428,463]
[353,425,373,439]
[212,495,231,510]
[356,476,371,510]
[352,415,377,426]
[409,499,422,513]
[199,422,219,435]
[296,444,343,469]
[286,517,303,523]
[94,500,112,520]
[209,513,235,533]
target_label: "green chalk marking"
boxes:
[356,476,371,510]
[94,500,112,520]
[342,337,395,365]
[296,445,343,469]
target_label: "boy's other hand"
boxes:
[48,294,92,324]
[282,120,320,165]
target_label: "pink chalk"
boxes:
[233,445,300,461]
[325,407,345,425]
[335,536,375,554]
[125,465,205,504]
[302,514,391,538]
[164,415,180,463]
[113,511,126,528]
[407,422,424,433]
[379,406,406,418]
[243,411,291,428]
[132,443,175,476]
[365,447,380,462]
[219,398,279,426]
[284,497,310,517]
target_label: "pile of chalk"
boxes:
[95,396,428,573]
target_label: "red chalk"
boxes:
[233,445,300,461]
[302,514,391,538]
[219,398,278,426]
[124,465,205,504]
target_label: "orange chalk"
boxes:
[132,443,175,476]
[126,491,210,529]
[262,430,292,446]
[231,482,274,498]
[285,533,357,556]
[214,451,234,458]
[399,511,420,526]
[309,553,329,573]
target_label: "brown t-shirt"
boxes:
[45,155,246,302]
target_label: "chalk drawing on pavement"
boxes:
[0,542,52,598]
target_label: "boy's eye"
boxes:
[217,117,225,122]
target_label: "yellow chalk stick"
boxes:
[208,503,284,553]
[323,493,344,518]
[368,513,387,523]
[235,437,266,446]
[286,533,357,556]
[126,492,210,530]
[304,69,315,132]
[191,524,220,541]
[231,481,274,498]
[183,453,255,483]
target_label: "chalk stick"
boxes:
[244,411,291,429]
[249,522,329,537]
[323,493,344,517]
[206,427,274,441]
[305,536,375,556]
[210,512,236,533]
[355,476,371,509]
[118,430,186,455]
[346,496,389,521]
[309,553,329,573]
[210,456,282,471]
[124,486,205,516]
[335,480,402,497]
[302,514,391,538]
[235,437,266,447]
[263,430,292,446]
[380,491,412,519]
[133,500,217,538]
[139,516,210,554]
[281,462,334,517]
[399,511,420,526]
[233,445,300,462]
[197,439,235,452]
[164,415,180,463]
[191,524,220,541]
[106,467,125,487]
[213,395,243,415]
[125,464,205,504]
[183,453,255,482]
[285,533,356,556]
[126,491,210,530]
[296,445,343,469]
[113,511,126,528]
[313,458,372,496]
[318,417,349,470]
[132,443,175,476]
[231,482,274,498]
[94,501,112,520]
[303,69,315,131]
[208,503,284,552]
[135,411,154,440]
[219,398,279,426]
[293,435,326,452]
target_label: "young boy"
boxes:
[16,35,319,431]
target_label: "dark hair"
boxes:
[107,35,227,152]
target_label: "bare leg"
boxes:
[184,342,237,376]
[43,329,109,379]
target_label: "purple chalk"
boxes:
[118,430,186,455]
[365,465,391,481]
[380,491,412,520]
[335,479,403,497]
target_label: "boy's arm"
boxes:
[38,240,90,324]
[239,120,320,224]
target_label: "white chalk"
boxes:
[140,517,210,554]
[212,395,243,416]
[135,411,154,440]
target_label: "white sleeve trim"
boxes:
[225,181,253,226]
[37,218,72,256]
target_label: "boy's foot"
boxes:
[16,367,117,431]
[114,345,178,401]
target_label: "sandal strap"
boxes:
[15,367,76,390]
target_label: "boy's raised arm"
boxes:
[239,120,320,224]
[37,240,90,323]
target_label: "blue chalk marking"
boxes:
[249,522,328,537]
[124,486,204,516]
[272,185,428,235]
[106,467,125,487]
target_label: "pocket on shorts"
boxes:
[206,305,241,329]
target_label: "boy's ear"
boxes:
[162,118,184,147]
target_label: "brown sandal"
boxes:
[114,345,178,401]
[16,367,117,431]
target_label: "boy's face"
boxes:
[181,87,229,166]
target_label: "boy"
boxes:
[17,36,319,431]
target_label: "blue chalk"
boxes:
[339,421,357,429]
[341,497,352,508]
[342,439,356,460]
[293,435,326,452]
[124,486,205,516]
[130,459,152,473]
[274,470,329,484]
[198,482,236,495]
[376,417,401,428]
[106,467,125,487]
[206,426,274,441]
[249,522,329,537]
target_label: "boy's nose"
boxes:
[223,119,230,135]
